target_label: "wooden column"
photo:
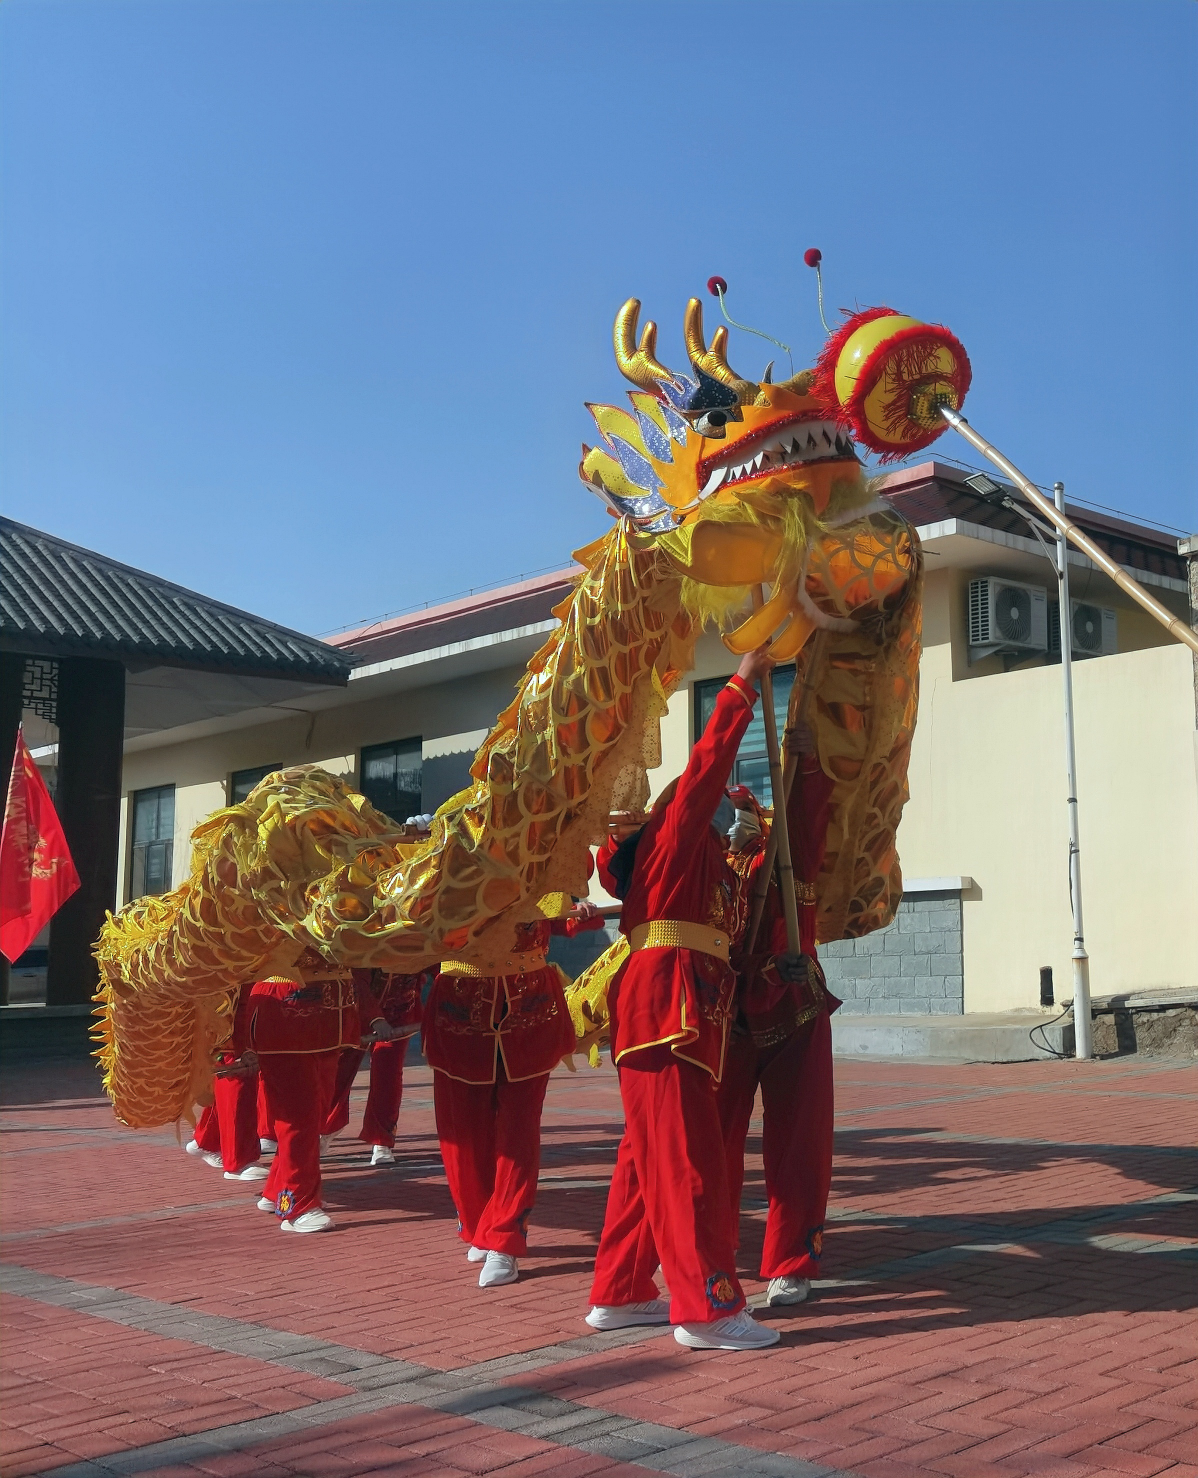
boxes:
[46,658,125,1006]
[0,652,25,1006]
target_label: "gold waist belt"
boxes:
[628,920,730,964]
[440,954,548,978]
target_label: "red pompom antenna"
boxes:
[707,276,728,297]
[803,248,822,268]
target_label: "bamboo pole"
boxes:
[743,627,827,956]
[940,408,1198,655]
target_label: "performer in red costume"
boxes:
[720,730,839,1308]
[425,904,604,1287]
[321,970,429,1165]
[241,951,394,1233]
[185,985,268,1181]
[587,646,783,1352]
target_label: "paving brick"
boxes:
[4,1054,1197,1477]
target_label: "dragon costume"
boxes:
[94,294,967,1128]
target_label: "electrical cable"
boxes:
[1030,1002,1074,1060]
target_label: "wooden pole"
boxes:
[744,630,826,955]
[941,408,1198,655]
[748,588,801,955]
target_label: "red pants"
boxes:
[716,1010,834,1279]
[323,1047,365,1138]
[590,1046,745,1325]
[433,1068,548,1257]
[194,1072,261,1173]
[322,1039,409,1147]
[260,1051,339,1220]
[257,1078,275,1142]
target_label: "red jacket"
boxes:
[609,677,756,1080]
[423,913,604,1085]
[248,974,384,1055]
[367,970,430,1035]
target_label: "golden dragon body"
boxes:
[94,296,923,1128]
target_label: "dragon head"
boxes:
[579,294,968,658]
[582,297,858,538]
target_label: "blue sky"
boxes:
[2,0,1195,636]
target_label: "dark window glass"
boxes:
[231,764,282,803]
[130,784,175,899]
[693,667,796,808]
[360,737,422,823]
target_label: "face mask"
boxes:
[727,810,763,853]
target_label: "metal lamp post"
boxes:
[1053,481,1093,1059]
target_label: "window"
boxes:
[693,667,796,807]
[360,737,422,823]
[130,785,175,899]
[231,764,282,803]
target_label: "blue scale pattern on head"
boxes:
[660,367,739,415]
[610,436,660,492]
[605,488,672,522]
[659,402,690,445]
[633,408,673,464]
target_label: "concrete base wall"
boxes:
[822,890,964,1015]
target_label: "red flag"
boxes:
[0,728,81,963]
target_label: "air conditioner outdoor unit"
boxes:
[967,576,1049,661]
[1049,599,1118,659]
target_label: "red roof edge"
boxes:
[326,566,581,650]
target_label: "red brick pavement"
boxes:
[1,1050,1195,1476]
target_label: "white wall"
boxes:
[117,664,526,906]
[900,568,1198,1008]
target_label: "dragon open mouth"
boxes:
[698,417,857,498]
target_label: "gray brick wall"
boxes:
[819,890,964,1015]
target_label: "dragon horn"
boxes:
[683,298,755,398]
[613,299,674,391]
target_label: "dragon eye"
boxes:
[693,409,729,437]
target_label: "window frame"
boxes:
[358,736,423,824]
[129,783,176,902]
[229,764,283,804]
[691,666,797,809]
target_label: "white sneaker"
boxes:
[224,1164,269,1181]
[586,1300,671,1331]
[186,1142,224,1169]
[280,1209,334,1233]
[674,1310,780,1350]
[479,1251,518,1287]
[466,1245,487,1263]
[184,1139,203,1156]
[257,1196,274,1212]
[767,1275,810,1306]
[319,1135,332,1154]
[370,1145,395,1166]
[260,1138,277,1155]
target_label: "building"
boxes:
[5,463,1196,1016]
[0,516,352,1006]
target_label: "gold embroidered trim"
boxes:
[628,919,730,964]
[439,954,548,978]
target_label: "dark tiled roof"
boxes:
[881,463,1187,583]
[0,517,351,684]
[329,569,579,668]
